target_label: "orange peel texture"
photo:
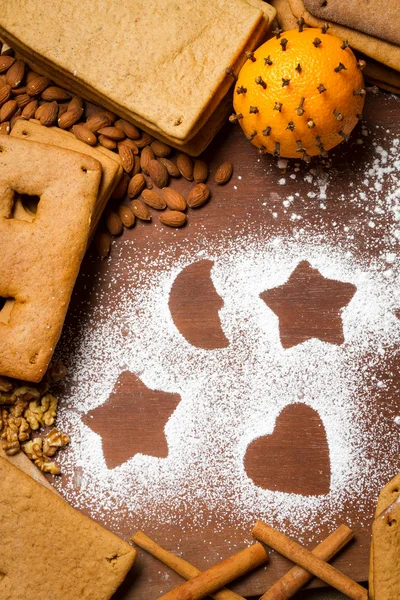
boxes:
[232,28,365,160]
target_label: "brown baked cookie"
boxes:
[0,457,136,599]
[372,493,400,600]
[369,474,400,600]
[0,136,101,381]
[288,0,400,72]
[303,0,400,47]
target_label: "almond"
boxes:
[15,93,31,109]
[150,140,171,157]
[131,198,151,220]
[0,84,11,105]
[26,70,39,84]
[58,103,68,118]
[41,86,70,102]
[118,138,139,154]
[115,119,140,140]
[215,160,233,185]
[6,59,25,88]
[135,132,154,148]
[0,56,15,74]
[58,107,83,129]
[128,173,146,199]
[1,44,13,57]
[86,114,109,133]
[111,173,129,201]
[176,153,193,180]
[98,134,116,150]
[161,187,186,211]
[193,159,208,183]
[22,99,38,120]
[105,210,123,236]
[72,123,97,146]
[140,145,155,175]
[94,231,111,259]
[97,126,125,141]
[38,101,58,127]
[68,96,83,112]
[159,211,187,228]
[118,204,136,228]
[118,144,134,173]
[11,85,27,96]
[90,109,116,123]
[141,189,166,210]
[147,159,169,188]
[0,99,17,122]
[187,183,210,208]
[0,121,10,135]
[26,75,50,96]
[132,155,141,176]
[159,157,181,178]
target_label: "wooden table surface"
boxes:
[53,90,400,600]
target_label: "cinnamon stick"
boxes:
[157,542,269,600]
[260,524,353,600]
[252,521,367,600]
[132,531,245,600]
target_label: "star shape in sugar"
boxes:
[83,371,181,469]
[260,261,357,349]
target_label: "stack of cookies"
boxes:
[0,0,276,155]
[271,0,400,94]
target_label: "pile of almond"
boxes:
[0,43,234,258]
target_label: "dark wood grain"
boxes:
[54,90,400,600]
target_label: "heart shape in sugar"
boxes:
[244,403,331,496]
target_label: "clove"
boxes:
[280,38,288,51]
[273,27,283,39]
[341,40,349,50]
[338,130,349,142]
[264,56,273,66]
[262,126,271,137]
[295,63,302,73]
[258,145,267,155]
[316,136,328,157]
[255,76,267,89]
[236,86,247,95]
[313,37,322,48]
[333,109,343,121]
[302,152,312,163]
[229,113,243,122]
[286,121,295,131]
[357,59,366,70]
[225,67,238,81]
[282,77,290,87]
[273,102,283,112]
[321,23,330,34]
[249,106,259,114]
[246,131,257,140]
[356,113,363,120]
[334,62,347,72]
[246,51,256,62]
[297,17,305,32]
[353,88,366,96]
[307,119,316,128]
[273,141,281,157]
[317,83,326,94]
[296,97,305,116]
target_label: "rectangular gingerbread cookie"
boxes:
[0,136,101,382]
[10,119,122,236]
[0,457,136,600]
[0,0,274,150]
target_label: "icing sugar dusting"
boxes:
[54,123,400,541]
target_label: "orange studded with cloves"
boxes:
[232,26,365,161]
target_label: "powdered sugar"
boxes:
[54,122,400,542]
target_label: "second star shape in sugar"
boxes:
[260,261,357,349]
